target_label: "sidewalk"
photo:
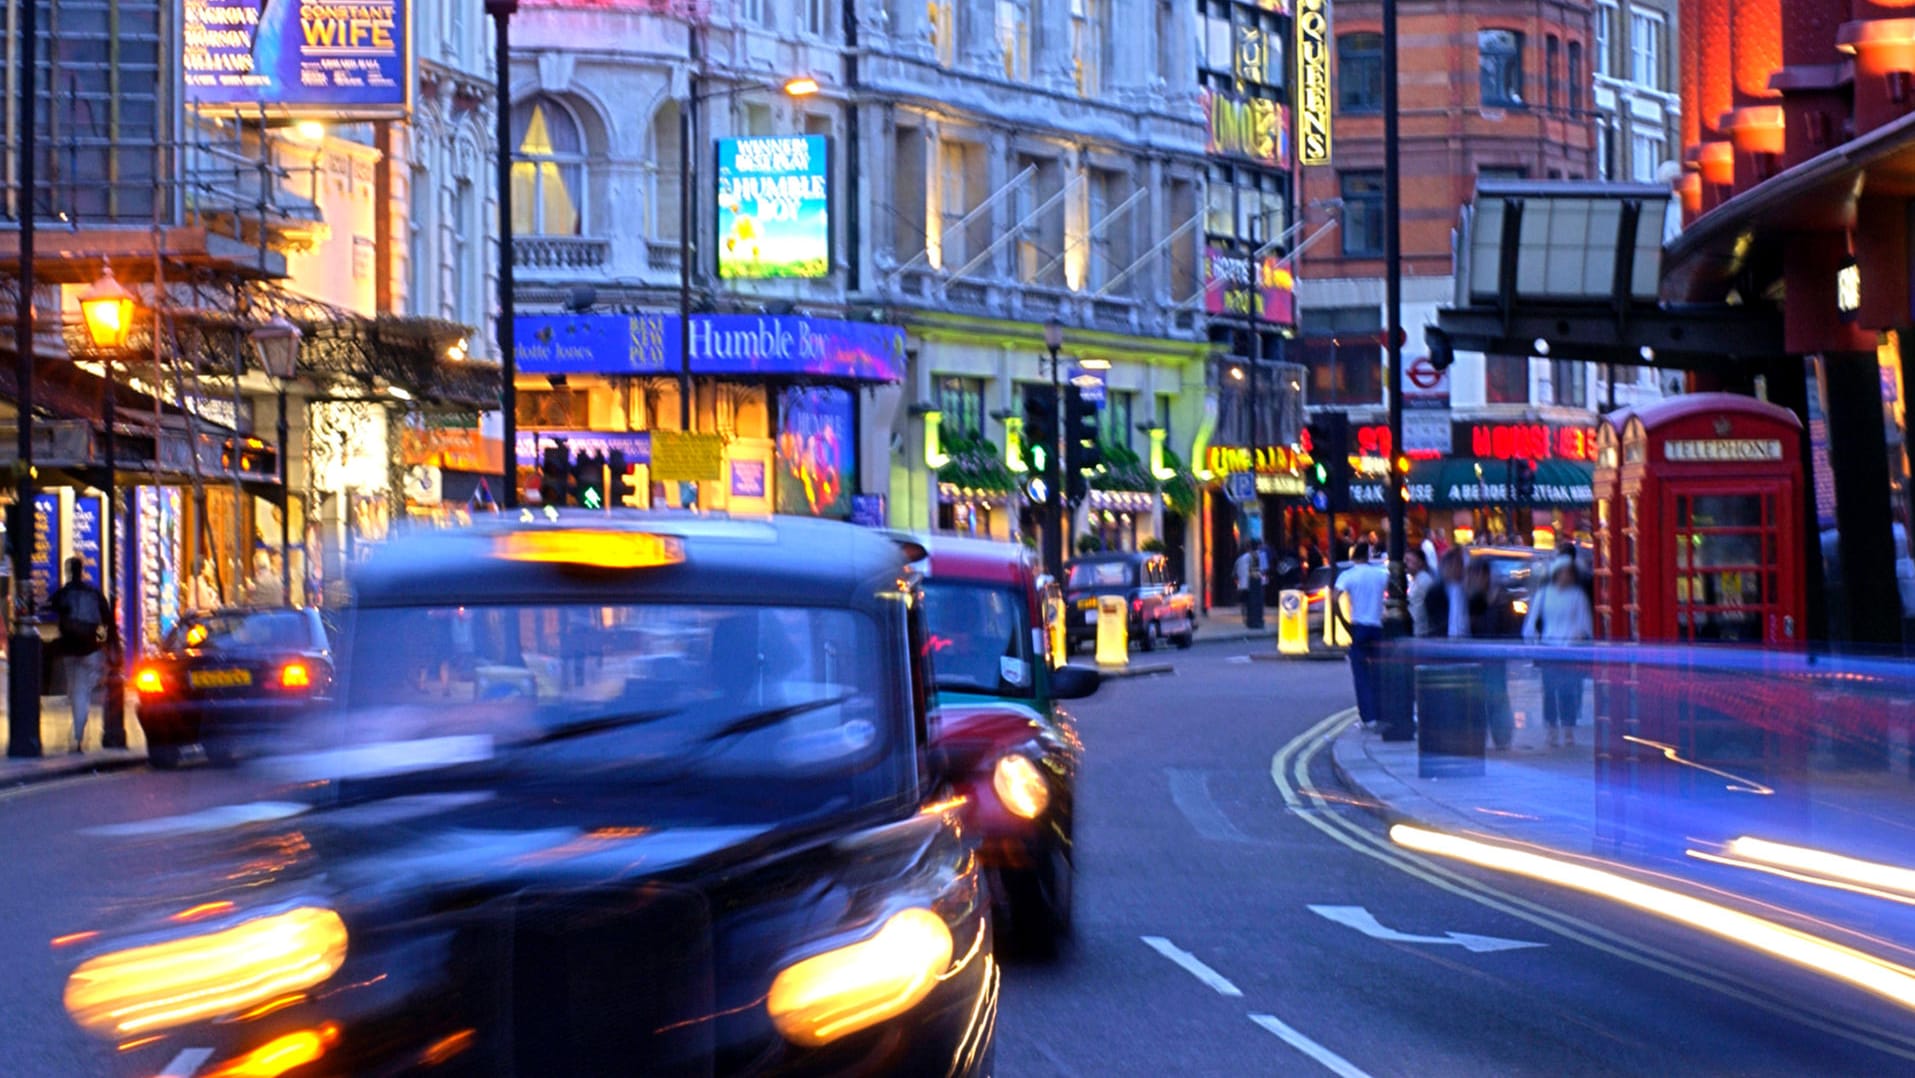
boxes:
[1327,666,1915,951]
[0,660,147,786]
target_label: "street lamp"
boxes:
[488,0,520,509]
[251,317,302,605]
[7,0,42,757]
[675,63,822,504]
[79,262,136,749]
[1042,316,1066,578]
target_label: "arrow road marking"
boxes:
[1308,904,1547,953]
[1140,935,1244,997]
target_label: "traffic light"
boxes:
[540,444,568,507]
[1308,412,1351,511]
[1514,459,1537,504]
[571,450,606,510]
[1064,384,1102,475]
[607,450,636,507]
[1024,385,1058,473]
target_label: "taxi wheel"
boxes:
[1172,626,1195,649]
[1004,846,1073,957]
[147,743,183,770]
[1140,622,1160,652]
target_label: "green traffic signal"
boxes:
[1314,463,1328,483]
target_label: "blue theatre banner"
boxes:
[515,313,902,383]
[183,0,409,115]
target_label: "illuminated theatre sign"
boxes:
[1296,0,1332,165]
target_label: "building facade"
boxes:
[1591,0,1682,184]
[504,1,1217,588]
[1295,0,1661,548]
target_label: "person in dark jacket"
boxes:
[1466,559,1517,749]
[46,557,113,753]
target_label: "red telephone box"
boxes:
[1615,394,1805,645]
[1596,394,1809,854]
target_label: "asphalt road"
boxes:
[2,648,1914,1075]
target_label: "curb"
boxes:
[0,750,146,791]
[1322,720,1432,830]
[1251,650,1350,663]
[1071,661,1176,680]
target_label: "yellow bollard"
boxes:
[1095,595,1129,667]
[1278,589,1310,655]
[1322,590,1353,648]
[1048,594,1068,668]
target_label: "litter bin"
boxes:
[1416,663,1486,778]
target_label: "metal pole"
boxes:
[9,0,43,757]
[489,0,519,508]
[1380,0,1413,738]
[1045,344,1064,579]
[678,77,694,432]
[278,385,291,600]
[1244,328,1265,629]
[100,355,125,748]
[841,0,860,295]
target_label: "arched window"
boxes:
[510,96,585,236]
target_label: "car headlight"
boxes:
[993,754,1050,820]
[64,906,349,1038]
[767,908,954,1047]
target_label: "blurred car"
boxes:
[912,535,1099,953]
[1062,551,1196,652]
[63,515,997,1077]
[131,607,334,768]
[1467,545,1541,624]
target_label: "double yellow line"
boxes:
[1271,709,1915,1062]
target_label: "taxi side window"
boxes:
[905,593,934,750]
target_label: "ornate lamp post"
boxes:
[250,317,302,605]
[78,263,136,749]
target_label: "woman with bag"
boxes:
[1522,555,1595,747]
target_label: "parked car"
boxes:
[912,534,1099,953]
[1062,551,1197,652]
[63,515,998,1076]
[132,607,334,768]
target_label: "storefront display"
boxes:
[776,387,855,518]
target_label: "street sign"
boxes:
[1069,365,1107,405]
[651,432,726,483]
[1225,472,1256,503]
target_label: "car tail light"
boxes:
[279,663,312,690]
[133,667,165,696]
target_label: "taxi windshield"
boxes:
[325,602,905,824]
[921,582,1035,698]
[169,611,314,651]
[1068,561,1131,589]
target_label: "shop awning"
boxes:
[1351,458,1594,510]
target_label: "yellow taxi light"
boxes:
[206,1024,339,1078]
[493,530,685,570]
[64,907,349,1038]
[992,754,1050,819]
[767,908,954,1047]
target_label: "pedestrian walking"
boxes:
[1425,547,1469,640]
[1466,558,1517,749]
[1522,555,1595,746]
[1405,549,1437,638]
[1335,557,1390,726]
[47,557,113,753]
[1233,542,1267,615]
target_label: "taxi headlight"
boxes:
[992,753,1050,820]
[64,907,348,1038]
[767,908,954,1047]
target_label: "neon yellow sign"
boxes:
[1296,0,1332,166]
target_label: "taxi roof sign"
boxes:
[493,530,686,569]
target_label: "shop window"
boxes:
[1479,29,1526,108]
[1339,171,1385,257]
[1101,391,1135,449]
[1596,2,1615,77]
[1546,35,1559,112]
[999,0,1030,80]
[1552,360,1588,407]
[930,1,958,67]
[1071,0,1109,97]
[1485,354,1530,404]
[1338,33,1383,114]
[1301,308,1384,406]
[1630,10,1663,89]
[511,97,585,236]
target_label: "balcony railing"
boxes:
[514,235,611,272]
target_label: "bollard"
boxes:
[1322,591,1352,648]
[1095,595,1129,667]
[1278,590,1310,655]
[1049,595,1068,668]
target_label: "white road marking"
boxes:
[158,1047,215,1076]
[1226,655,1254,664]
[86,800,309,837]
[1249,1013,1374,1078]
[1140,935,1243,997]
[1166,768,1254,844]
[1308,903,1547,953]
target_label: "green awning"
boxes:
[1350,458,1594,510]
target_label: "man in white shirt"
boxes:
[1335,558,1390,726]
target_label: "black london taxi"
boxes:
[59,514,998,1077]
[132,607,335,768]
